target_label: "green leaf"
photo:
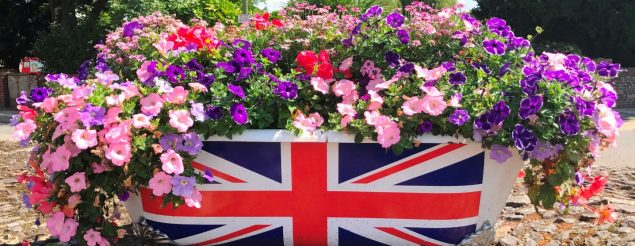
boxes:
[539,184,556,208]
[354,133,364,144]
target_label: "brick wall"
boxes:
[615,67,635,108]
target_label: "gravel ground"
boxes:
[1,141,634,245]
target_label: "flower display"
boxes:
[12,3,623,244]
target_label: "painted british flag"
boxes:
[138,133,493,246]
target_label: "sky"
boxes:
[258,0,478,11]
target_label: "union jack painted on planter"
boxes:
[128,130,521,246]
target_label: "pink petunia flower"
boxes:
[46,211,65,237]
[292,112,324,133]
[163,86,188,104]
[168,109,193,132]
[140,93,164,116]
[337,103,356,116]
[402,97,424,115]
[67,194,81,209]
[310,77,331,94]
[65,172,88,192]
[13,119,36,141]
[339,57,353,71]
[84,229,104,246]
[188,83,208,93]
[421,95,447,116]
[106,94,125,107]
[376,122,401,148]
[149,171,173,196]
[49,145,72,173]
[95,71,119,85]
[160,150,184,175]
[415,65,446,82]
[71,129,97,149]
[333,79,356,97]
[340,114,354,127]
[185,188,202,208]
[40,97,59,113]
[105,142,132,166]
[132,114,152,129]
[58,218,79,242]
[104,107,122,125]
[137,61,155,82]
[153,39,175,56]
[366,91,384,111]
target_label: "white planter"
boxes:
[126,130,522,245]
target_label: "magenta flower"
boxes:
[230,103,249,125]
[228,84,246,99]
[483,39,507,55]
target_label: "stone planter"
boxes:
[125,130,522,245]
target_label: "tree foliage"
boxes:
[473,0,635,66]
[0,0,50,69]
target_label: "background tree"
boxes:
[473,0,635,66]
[0,0,50,69]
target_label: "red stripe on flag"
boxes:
[192,161,246,183]
[375,227,439,246]
[192,224,270,246]
[140,189,481,220]
[351,144,466,184]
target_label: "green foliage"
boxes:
[0,0,50,69]
[473,0,635,66]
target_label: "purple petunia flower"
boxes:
[123,21,143,38]
[385,51,400,68]
[417,120,433,135]
[177,133,203,155]
[77,60,91,81]
[449,109,470,126]
[274,81,298,100]
[186,59,204,71]
[518,95,543,119]
[117,191,130,202]
[16,91,30,105]
[166,65,186,84]
[512,124,537,152]
[529,140,556,162]
[22,192,32,208]
[228,84,246,99]
[217,61,237,74]
[236,67,253,81]
[448,72,467,85]
[232,39,252,49]
[486,17,512,37]
[482,39,506,55]
[386,12,404,28]
[160,134,181,151]
[233,48,255,66]
[490,144,513,164]
[9,115,20,127]
[196,72,215,87]
[499,62,511,76]
[30,87,49,103]
[365,5,383,17]
[190,102,208,122]
[204,168,214,183]
[596,61,620,77]
[487,100,511,125]
[171,175,196,197]
[582,57,596,72]
[351,24,362,35]
[558,110,580,135]
[398,63,415,74]
[230,103,249,125]
[575,96,595,117]
[600,87,617,107]
[261,48,281,64]
[341,37,354,48]
[471,62,491,74]
[79,104,106,127]
[474,113,492,131]
[520,73,541,95]
[442,61,455,71]
[206,106,223,120]
[396,29,410,44]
